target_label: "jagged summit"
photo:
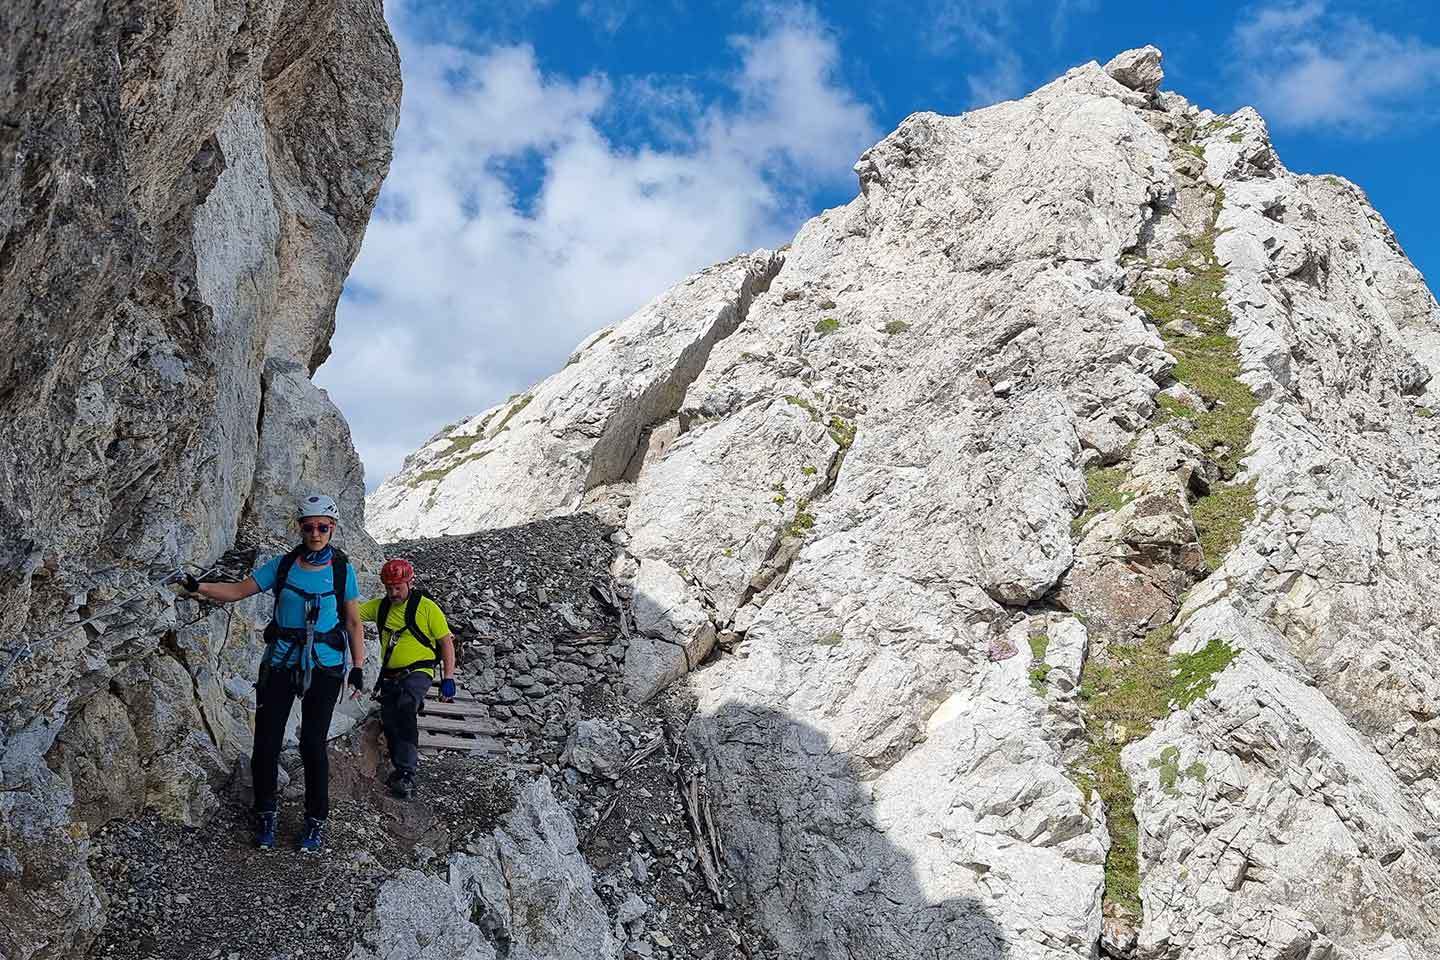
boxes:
[368,44,1440,960]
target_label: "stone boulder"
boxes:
[1104,45,1164,95]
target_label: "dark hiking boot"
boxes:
[299,816,325,853]
[393,772,416,801]
[254,811,278,850]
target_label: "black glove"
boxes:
[347,667,364,691]
[182,574,200,593]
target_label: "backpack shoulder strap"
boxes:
[273,548,302,599]
[404,590,435,651]
[375,591,394,666]
[330,549,349,601]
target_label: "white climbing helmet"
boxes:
[297,493,341,521]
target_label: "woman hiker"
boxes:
[180,493,365,852]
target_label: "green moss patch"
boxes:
[1147,745,1210,797]
[1028,630,1051,694]
[1191,480,1256,572]
[783,394,823,423]
[490,394,533,435]
[785,500,816,539]
[1072,465,1134,536]
[1074,622,1241,913]
[437,431,485,459]
[828,417,856,450]
[412,449,491,486]
[883,320,911,335]
[814,317,840,336]
[1169,637,1239,707]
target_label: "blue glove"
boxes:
[440,678,457,700]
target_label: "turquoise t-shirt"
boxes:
[253,555,359,668]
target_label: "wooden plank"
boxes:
[418,730,506,753]
[417,714,502,736]
[423,689,481,704]
[421,699,492,718]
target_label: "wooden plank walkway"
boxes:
[415,679,507,755]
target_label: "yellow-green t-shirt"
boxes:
[359,593,451,675]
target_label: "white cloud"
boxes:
[1232,2,1440,133]
[920,0,1030,105]
[318,3,877,487]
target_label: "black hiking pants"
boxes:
[378,671,431,777]
[251,667,342,820]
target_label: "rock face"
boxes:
[350,778,619,960]
[371,46,1440,960]
[0,1,399,957]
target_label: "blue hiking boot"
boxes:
[299,816,325,854]
[254,811,278,850]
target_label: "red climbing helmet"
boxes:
[380,558,415,586]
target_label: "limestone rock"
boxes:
[366,251,784,540]
[363,40,1437,960]
[347,869,498,960]
[449,778,620,960]
[0,0,400,955]
[561,719,625,778]
[1104,46,1164,95]
[353,779,616,960]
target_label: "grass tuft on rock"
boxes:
[828,417,856,450]
[1191,480,1256,572]
[491,394,533,435]
[783,394,823,423]
[1075,619,1243,913]
[1072,465,1133,536]
[814,317,840,336]
[1028,630,1051,694]
[1169,637,1239,707]
[1074,623,1174,914]
[785,500,816,539]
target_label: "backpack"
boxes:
[257,547,350,692]
[376,588,438,674]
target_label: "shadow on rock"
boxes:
[691,701,1010,960]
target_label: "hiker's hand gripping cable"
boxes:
[183,576,261,603]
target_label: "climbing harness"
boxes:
[257,547,350,699]
[0,561,221,689]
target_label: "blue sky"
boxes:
[319,0,1440,486]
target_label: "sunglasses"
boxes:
[300,522,333,534]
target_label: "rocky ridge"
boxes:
[370,45,1440,960]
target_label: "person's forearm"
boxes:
[196,577,258,603]
[348,616,365,668]
[440,637,456,679]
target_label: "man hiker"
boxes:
[360,558,457,800]
[181,493,365,852]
